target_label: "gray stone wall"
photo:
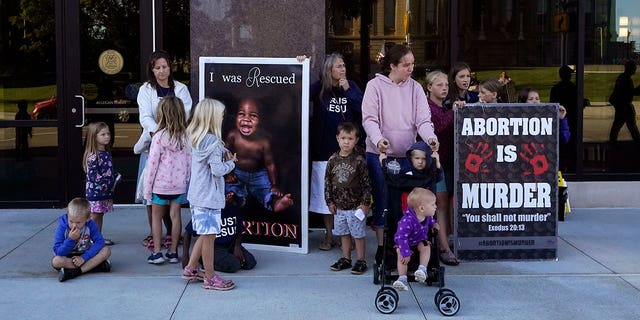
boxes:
[190,0,325,100]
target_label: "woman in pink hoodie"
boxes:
[143,96,191,264]
[362,44,439,264]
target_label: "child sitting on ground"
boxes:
[51,197,112,282]
[392,187,439,291]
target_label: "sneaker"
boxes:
[95,259,112,273]
[165,252,179,264]
[103,238,114,246]
[351,260,367,275]
[58,267,81,282]
[392,278,409,291]
[414,269,427,283]
[330,257,352,271]
[147,252,165,264]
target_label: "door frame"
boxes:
[55,0,84,207]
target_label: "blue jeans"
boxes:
[366,152,410,228]
[234,168,275,211]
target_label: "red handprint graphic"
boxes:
[465,142,493,173]
[519,142,549,175]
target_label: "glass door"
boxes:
[0,1,135,207]
[79,1,142,204]
[0,1,68,207]
[78,0,191,204]
[1,1,188,207]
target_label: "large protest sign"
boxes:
[454,103,558,260]
[199,57,309,253]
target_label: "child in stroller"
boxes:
[391,187,439,291]
[378,141,443,285]
[374,141,460,316]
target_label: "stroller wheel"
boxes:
[437,291,460,316]
[382,287,399,302]
[373,263,380,285]
[434,288,456,307]
[375,288,398,314]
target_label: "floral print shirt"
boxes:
[85,150,115,201]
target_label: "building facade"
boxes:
[0,0,638,208]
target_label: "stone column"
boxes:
[190,0,325,99]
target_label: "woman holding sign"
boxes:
[362,44,439,263]
[445,62,479,109]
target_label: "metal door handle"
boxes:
[74,95,85,127]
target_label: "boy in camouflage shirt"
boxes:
[325,122,371,274]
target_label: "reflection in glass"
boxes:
[0,127,60,202]
[1,1,60,204]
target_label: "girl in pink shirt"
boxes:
[143,96,191,264]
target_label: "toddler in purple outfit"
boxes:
[392,187,439,291]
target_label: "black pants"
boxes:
[610,103,640,143]
[214,244,256,273]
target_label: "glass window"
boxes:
[0,1,60,203]
[328,0,637,177]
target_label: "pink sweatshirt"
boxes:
[143,129,191,200]
[362,73,437,158]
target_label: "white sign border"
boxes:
[198,56,309,254]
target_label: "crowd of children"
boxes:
[55,97,242,290]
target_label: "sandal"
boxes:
[163,235,172,249]
[440,249,460,266]
[182,266,204,281]
[318,237,332,251]
[141,235,153,247]
[203,274,235,291]
[146,238,155,250]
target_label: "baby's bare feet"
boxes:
[273,194,293,212]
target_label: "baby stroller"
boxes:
[372,157,460,316]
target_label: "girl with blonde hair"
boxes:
[182,98,237,290]
[425,70,459,265]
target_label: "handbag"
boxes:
[133,130,151,154]
[135,168,145,202]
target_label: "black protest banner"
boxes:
[199,57,309,253]
[454,103,558,260]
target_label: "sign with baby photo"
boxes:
[454,103,559,260]
[199,57,310,254]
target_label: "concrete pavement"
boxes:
[1,207,640,319]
